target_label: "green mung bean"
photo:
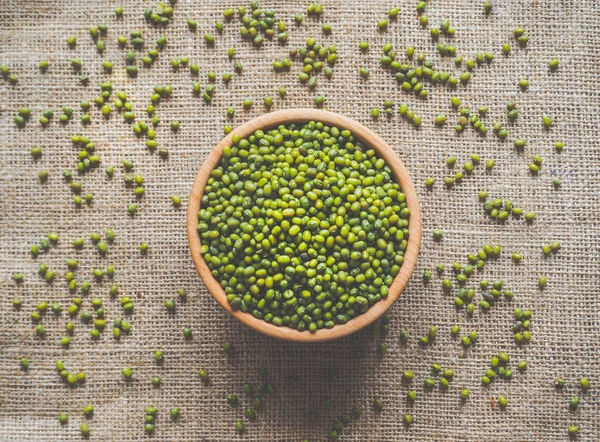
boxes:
[542,116,552,128]
[568,425,579,435]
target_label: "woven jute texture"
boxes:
[1,0,599,440]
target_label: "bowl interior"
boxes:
[187,109,422,342]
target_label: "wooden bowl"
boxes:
[187,109,422,342]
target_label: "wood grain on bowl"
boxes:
[187,109,422,342]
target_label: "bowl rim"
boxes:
[187,109,422,342]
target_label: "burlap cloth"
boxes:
[1,0,599,440]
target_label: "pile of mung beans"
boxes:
[198,121,410,332]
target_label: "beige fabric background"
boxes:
[1,0,599,440]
